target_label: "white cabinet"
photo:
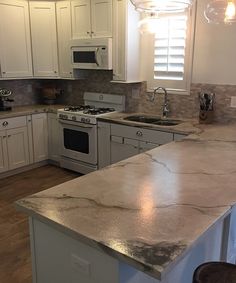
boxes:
[29,1,59,77]
[32,113,48,162]
[0,0,33,78]
[112,0,140,82]
[48,113,60,162]
[111,136,139,164]
[71,0,112,39]
[0,130,8,173]
[0,116,30,173]
[7,127,30,170]
[98,121,111,169]
[56,0,73,78]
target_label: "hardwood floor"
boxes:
[0,165,79,283]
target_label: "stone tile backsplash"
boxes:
[1,72,236,122]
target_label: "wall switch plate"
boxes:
[132,88,140,99]
[27,84,32,93]
[71,254,91,276]
[230,97,236,108]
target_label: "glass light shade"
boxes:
[138,14,159,33]
[204,0,236,24]
[130,0,193,12]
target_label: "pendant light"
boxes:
[204,0,236,24]
[130,0,193,13]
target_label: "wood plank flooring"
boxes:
[0,165,79,283]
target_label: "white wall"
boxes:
[192,0,236,85]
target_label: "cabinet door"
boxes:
[111,136,139,164]
[71,0,91,39]
[56,1,73,78]
[48,113,60,162]
[91,0,112,38]
[139,141,159,153]
[98,121,111,169]
[112,0,140,82]
[30,1,59,77]
[0,0,33,78]
[32,113,48,162]
[7,127,30,170]
[0,130,8,173]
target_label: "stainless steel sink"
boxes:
[152,120,181,126]
[123,115,161,124]
[123,115,183,126]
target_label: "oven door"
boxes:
[59,120,97,165]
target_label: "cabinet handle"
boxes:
[2,71,6,74]
[3,136,6,138]
[2,121,8,127]
[136,130,143,137]
[87,31,90,34]
[8,135,11,138]
[54,71,57,73]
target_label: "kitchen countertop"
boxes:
[16,120,236,280]
[0,104,64,119]
[98,112,201,135]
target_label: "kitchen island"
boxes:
[16,122,236,283]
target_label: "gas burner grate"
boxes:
[64,105,94,112]
[83,107,115,115]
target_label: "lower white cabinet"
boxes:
[0,116,30,173]
[7,127,30,170]
[111,136,139,164]
[32,113,48,162]
[0,130,8,173]
[48,113,60,162]
[110,124,173,164]
[98,122,187,168]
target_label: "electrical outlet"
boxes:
[71,254,91,276]
[132,88,140,99]
[67,84,73,93]
[230,97,236,108]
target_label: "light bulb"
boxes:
[204,0,236,24]
[225,1,236,21]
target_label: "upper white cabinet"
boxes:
[71,0,112,39]
[0,0,33,78]
[56,0,73,78]
[112,0,140,82]
[29,1,59,77]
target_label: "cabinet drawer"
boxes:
[0,116,27,131]
[111,124,174,145]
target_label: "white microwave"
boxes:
[70,38,112,70]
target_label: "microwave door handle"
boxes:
[95,48,99,66]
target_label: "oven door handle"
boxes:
[59,119,94,128]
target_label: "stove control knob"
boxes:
[81,117,86,122]
[71,116,76,121]
[59,114,63,118]
[85,118,90,123]
[63,114,68,119]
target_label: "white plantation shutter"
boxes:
[140,7,195,94]
[154,15,188,81]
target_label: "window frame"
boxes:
[140,4,196,95]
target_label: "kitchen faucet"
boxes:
[153,87,169,118]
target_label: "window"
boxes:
[140,8,195,94]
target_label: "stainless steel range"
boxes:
[57,92,125,174]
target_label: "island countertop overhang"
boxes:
[15,122,236,280]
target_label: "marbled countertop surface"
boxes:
[16,121,236,280]
[98,112,200,134]
[0,104,64,118]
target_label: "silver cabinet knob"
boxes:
[136,130,143,137]
[2,121,8,127]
